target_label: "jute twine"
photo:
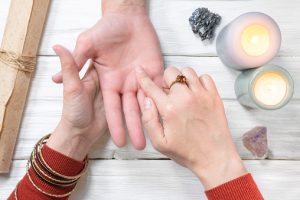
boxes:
[0,49,36,73]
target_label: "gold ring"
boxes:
[169,75,188,89]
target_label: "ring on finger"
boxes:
[168,75,188,89]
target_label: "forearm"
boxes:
[46,121,92,161]
[193,155,248,190]
[191,155,264,200]
[102,0,147,15]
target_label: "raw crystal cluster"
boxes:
[242,127,268,159]
[189,7,222,41]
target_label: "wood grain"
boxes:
[0,0,50,173]
[24,56,300,100]
[13,98,300,160]
[1,160,300,200]
[0,54,295,161]
[0,0,299,56]
[0,0,299,198]
[0,56,294,160]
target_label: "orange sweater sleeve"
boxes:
[9,145,263,200]
[205,173,264,200]
[8,144,85,200]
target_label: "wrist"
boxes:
[192,154,248,190]
[102,0,147,16]
[46,121,91,161]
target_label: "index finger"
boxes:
[135,67,168,111]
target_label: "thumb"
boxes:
[53,45,82,94]
[73,32,95,69]
[52,32,94,83]
[137,90,166,151]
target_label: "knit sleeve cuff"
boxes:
[41,144,85,176]
[11,144,87,199]
[205,173,264,200]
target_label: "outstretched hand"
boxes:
[52,4,163,150]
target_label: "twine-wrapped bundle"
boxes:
[0,50,36,73]
[0,0,50,173]
[0,50,37,133]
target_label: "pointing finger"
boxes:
[135,67,168,112]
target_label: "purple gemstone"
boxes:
[242,127,268,158]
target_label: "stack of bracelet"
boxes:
[14,134,88,200]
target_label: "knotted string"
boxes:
[0,49,37,72]
[0,49,37,132]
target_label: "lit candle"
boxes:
[216,12,281,70]
[235,65,294,110]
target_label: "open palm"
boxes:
[53,13,163,149]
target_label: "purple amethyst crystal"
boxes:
[242,127,268,158]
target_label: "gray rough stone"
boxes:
[189,7,221,41]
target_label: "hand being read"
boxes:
[52,12,163,150]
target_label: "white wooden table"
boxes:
[1,0,300,199]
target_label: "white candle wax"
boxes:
[217,12,281,70]
[235,65,294,110]
[253,72,287,106]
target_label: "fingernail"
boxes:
[135,66,144,74]
[201,74,212,86]
[52,45,60,52]
[144,97,152,109]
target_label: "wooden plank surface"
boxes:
[1,160,300,200]
[6,56,299,160]
[26,56,300,100]
[13,98,300,160]
[0,0,50,173]
[1,0,300,199]
[1,0,300,56]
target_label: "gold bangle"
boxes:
[30,152,77,187]
[36,134,89,180]
[14,182,19,200]
[23,133,89,198]
[39,149,88,180]
[31,147,78,186]
[26,162,75,198]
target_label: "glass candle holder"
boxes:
[216,12,281,70]
[235,65,294,110]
